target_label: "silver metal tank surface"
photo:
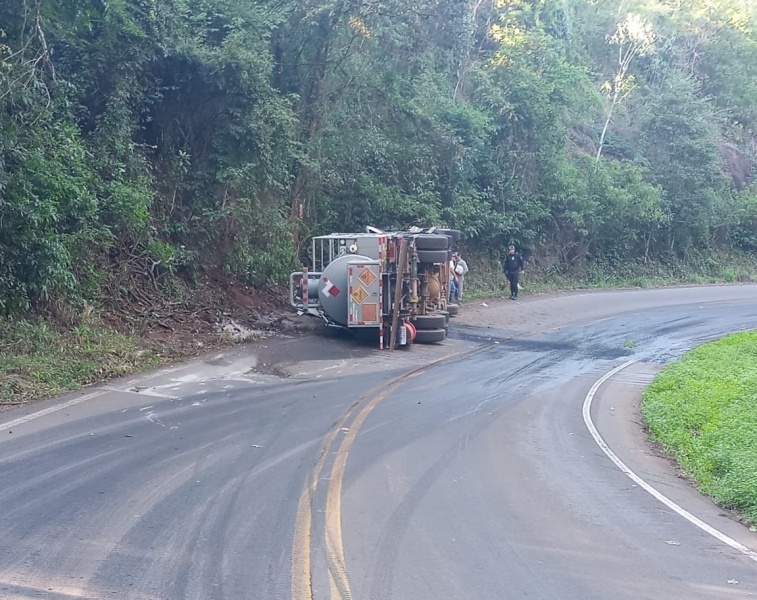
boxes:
[319,254,372,326]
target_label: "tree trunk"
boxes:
[289,9,341,248]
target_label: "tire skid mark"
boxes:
[292,402,359,600]
[324,387,399,600]
[291,342,495,600]
[464,434,567,600]
[368,437,469,600]
[482,348,564,390]
[368,348,571,599]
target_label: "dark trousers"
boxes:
[506,271,520,297]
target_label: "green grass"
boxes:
[642,331,757,524]
[0,317,160,405]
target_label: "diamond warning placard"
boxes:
[350,286,369,304]
[358,268,377,287]
[322,278,341,297]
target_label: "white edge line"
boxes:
[0,390,104,432]
[583,360,757,564]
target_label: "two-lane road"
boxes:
[2,286,757,599]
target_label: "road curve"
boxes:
[2,285,757,599]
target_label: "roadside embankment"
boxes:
[0,286,316,407]
[0,318,160,406]
[642,330,757,524]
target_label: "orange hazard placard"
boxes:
[358,268,377,287]
[350,286,369,304]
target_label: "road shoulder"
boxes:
[591,361,757,551]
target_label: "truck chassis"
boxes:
[289,228,460,348]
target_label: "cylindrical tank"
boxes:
[306,276,319,302]
[319,254,372,326]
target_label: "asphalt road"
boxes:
[2,285,757,599]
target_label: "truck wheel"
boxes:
[416,250,448,264]
[415,234,449,250]
[436,228,462,242]
[436,310,450,323]
[447,303,460,316]
[414,328,446,344]
[412,314,447,330]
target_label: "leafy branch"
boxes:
[596,14,656,163]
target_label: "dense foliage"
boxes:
[1,0,756,315]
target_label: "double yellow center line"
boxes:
[291,342,494,600]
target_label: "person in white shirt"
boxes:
[449,258,459,302]
[452,252,469,302]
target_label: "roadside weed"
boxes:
[0,318,159,405]
[642,331,757,524]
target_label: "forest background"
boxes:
[2,0,757,399]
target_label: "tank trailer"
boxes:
[289,227,462,349]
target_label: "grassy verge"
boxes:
[0,318,160,406]
[641,331,757,524]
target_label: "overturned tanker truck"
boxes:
[289,227,462,349]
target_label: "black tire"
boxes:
[436,310,450,323]
[447,303,460,316]
[412,314,447,330]
[436,228,462,242]
[415,234,449,250]
[414,328,446,344]
[416,250,448,264]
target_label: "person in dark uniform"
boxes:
[503,245,524,300]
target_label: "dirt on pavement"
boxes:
[124,282,757,366]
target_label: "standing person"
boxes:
[449,256,459,303]
[503,245,524,300]
[452,252,469,302]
